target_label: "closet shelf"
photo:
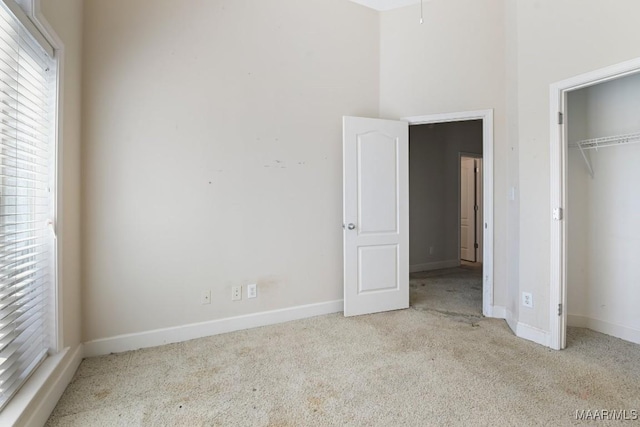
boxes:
[569,132,640,150]
[569,131,640,178]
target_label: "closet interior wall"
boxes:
[567,72,640,344]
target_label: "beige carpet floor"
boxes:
[46,267,640,426]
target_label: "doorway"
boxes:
[549,57,640,350]
[342,110,495,319]
[404,110,494,317]
[408,120,484,316]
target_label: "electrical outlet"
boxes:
[232,285,241,301]
[522,292,533,308]
[201,290,211,305]
[247,283,257,299]
[429,246,434,255]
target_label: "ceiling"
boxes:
[348,0,423,12]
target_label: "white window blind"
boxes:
[0,0,56,411]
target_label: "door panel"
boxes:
[357,133,398,234]
[358,245,399,293]
[343,116,409,317]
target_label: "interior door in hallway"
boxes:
[460,156,477,262]
[343,116,409,317]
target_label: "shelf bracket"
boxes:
[569,131,640,178]
[577,142,594,178]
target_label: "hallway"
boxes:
[410,263,483,320]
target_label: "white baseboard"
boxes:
[490,305,506,319]
[84,300,343,357]
[568,315,640,344]
[516,321,550,347]
[410,259,460,273]
[501,306,518,335]
[1,344,84,427]
[492,306,551,348]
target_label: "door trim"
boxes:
[402,110,495,317]
[549,57,640,350]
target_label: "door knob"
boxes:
[347,223,356,230]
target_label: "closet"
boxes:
[566,72,640,345]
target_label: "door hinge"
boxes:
[558,112,563,125]
[474,167,479,173]
[558,304,563,316]
[474,205,479,211]
[474,243,479,249]
[552,207,563,220]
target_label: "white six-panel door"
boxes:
[343,116,409,317]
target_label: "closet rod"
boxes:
[569,131,640,178]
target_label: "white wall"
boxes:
[409,121,482,271]
[566,89,588,325]
[81,0,380,342]
[566,73,640,343]
[80,0,640,349]
[504,0,520,322]
[379,0,509,309]
[516,0,640,332]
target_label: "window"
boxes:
[0,0,56,410]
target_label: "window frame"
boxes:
[13,0,63,356]
[0,0,61,382]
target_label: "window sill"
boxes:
[0,345,82,427]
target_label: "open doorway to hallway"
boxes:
[408,120,484,317]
